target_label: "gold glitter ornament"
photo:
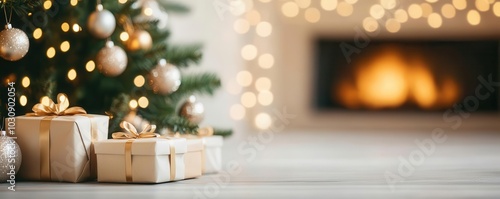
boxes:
[0,131,22,182]
[87,4,116,39]
[96,40,128,77]
[179,95,205,125]
[148,59,181,94]
[0,24,29,61]
[125,29,153,51]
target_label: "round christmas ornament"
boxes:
[96,40,128,77]
[0,131,22,182]
[126,29,152,51]
[0,24,29,61]
[179,95,205,125]
[148,59,181,94]
[87,4,116,39]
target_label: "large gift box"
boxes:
[13,94,109,182]
[94,122,203,183]
[201,135,223,174]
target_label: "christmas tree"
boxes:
[0,0,231,136]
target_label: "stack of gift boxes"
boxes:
[10,94,224,183]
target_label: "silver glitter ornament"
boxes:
[0,131,22,182]
[0,24,29,61]
[148,59,181,94]
[87,4,116,39]
[96,40,128,77]
[179,95,205,125]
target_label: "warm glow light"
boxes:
[370,4,385,19]
[255,77,272,91]
[363,17,379,32]
[439,76,460,107]
[70,0,78,6]
[61,22,70,32]
[138,97,149,108]
[230,104,246,120]
[256,21,273,37]
[304,8,321,23]
[467,10,481,25]
[72,24,81,32]
[241,45,258,60]
[234,19,250,34]
[246,10,261,26]
[420,3,433,18]
[120,32,129,41]
[476,0,490,12]
[385,19,401,33]
[258,54,274,69]
[321,0,338,11]
[494,2,500,17]
[441,4,457,19]
[381,0,396,10]
[356,50,409,109]
[134,75,145,87]
[258,91,274,106]
[86,60,95,72]
[67,69,77,81]
[144,7,153,16]
[337,2,353,17]
[259,0,271,2]
[19,95,27,106]
[336,80,360,109]
[60,41,70,52]
[241,92,257,108]
[296,0,311,8]
[129,100,138,109]
[118,0,127,4]
[43,1,52,10]
[33,28,43,39]
[236,71,253,87]
[427,13,442,28]
[46,47,56,58]
[426,0,438,2]
[41,96,51,106]
[394,9,408,23]
[453,0,467,10]
[409,65,438,109]
[408,4,423,19]
[345,0,358,4]
[282,2,299,18]
[21,77,30,88]
[255,113,272,129]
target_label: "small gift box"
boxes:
[12,94,109,182]
[94,121,202,183]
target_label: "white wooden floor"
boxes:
[1,130,500,199]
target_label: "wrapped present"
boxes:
[94,121,202,183]
[171,127,224,174]
[12,94,109,182]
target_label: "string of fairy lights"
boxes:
[18,0,154,110]
[228,0,500,130]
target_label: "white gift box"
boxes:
[94,137,202,183]
[202,136,223,174]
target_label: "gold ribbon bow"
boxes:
[112,121,159,139]
[27,93,87,116]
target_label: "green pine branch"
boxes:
[168,73,221,103]
[156,0,190,13]
[165,45,203,67]
[214,128,233,137]
[0,0,41,16]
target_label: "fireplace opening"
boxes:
[314,40,499,112]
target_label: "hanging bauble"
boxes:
[0,131,22,182]
[96,40,128,77]
[125,29,152,51]
[148,59,181,94]
[179,95,205,125]
[87,4,116,39]
[0,24,29,61]
[134,0,169,29]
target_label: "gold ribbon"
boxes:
[113,121,181,182]
[27,93,90,181]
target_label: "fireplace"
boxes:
[314,40,499,112]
